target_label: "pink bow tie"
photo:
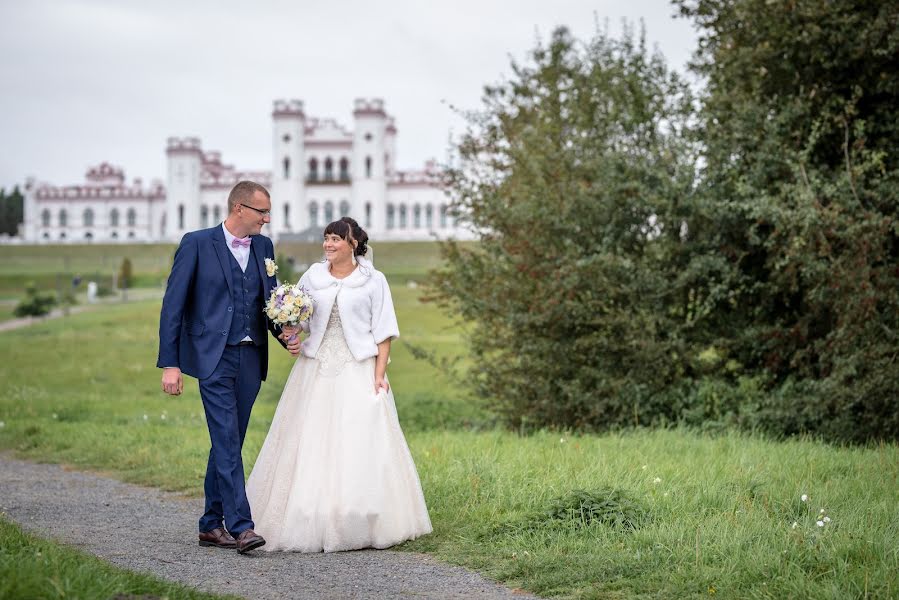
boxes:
[231,237,251,249]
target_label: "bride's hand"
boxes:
[374,376,390,395]
[281,325,299,340]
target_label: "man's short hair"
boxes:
[227,181,270,213]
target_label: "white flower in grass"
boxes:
[160,414,167,421]
[823,516,831,523]
[560,437,566,444]
[791,522,798,529]
[800,494,808,502]
[816,520,825,527]
[641,465,647,470]
[819,508,825,514]
[52,413,58,419]
[663,492,669,497]
[143,414,148,421]
[0,421,5,428]
[653,477,662,484]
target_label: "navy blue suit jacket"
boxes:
[157,226,282,381]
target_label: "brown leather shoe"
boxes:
[235,528,266,554]
[198,527,237,549]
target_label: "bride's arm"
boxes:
[374,339,390,394]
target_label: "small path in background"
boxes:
[0,454,535,600]
[0,289,163,332]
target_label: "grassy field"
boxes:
[0,516,235,600]
[1,296,897,598]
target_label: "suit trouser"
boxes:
[198,343,262,535]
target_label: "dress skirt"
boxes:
[246,307,432,552]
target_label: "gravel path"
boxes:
[1,454,535,599]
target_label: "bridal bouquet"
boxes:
[264,283,314,342]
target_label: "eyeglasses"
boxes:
[239,203,271,217]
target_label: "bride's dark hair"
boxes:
[323,217,369,257]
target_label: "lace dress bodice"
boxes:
[314,301,355,377]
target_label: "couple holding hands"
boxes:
[157,181,431,554]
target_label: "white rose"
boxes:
[265,258,278,278]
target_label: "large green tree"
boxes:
[431,26,700,430]
[676,0,899,441]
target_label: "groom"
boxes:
[157,180,287,554]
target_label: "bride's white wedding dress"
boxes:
[246,301,432,552]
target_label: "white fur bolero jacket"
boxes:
[296,256,399,361]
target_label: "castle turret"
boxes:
[271,100,306,238]
[165,137,202,241]
[351,98,389,234]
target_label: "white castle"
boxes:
[21,99,470,244]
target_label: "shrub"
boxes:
[14,283,57,318]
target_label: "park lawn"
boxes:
[0,298,897,598]
[0,516,234,600]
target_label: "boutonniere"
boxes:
[264,258,278,278]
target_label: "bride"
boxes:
[246,217,432,552]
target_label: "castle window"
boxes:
[283,156,290,179]
[339,200,350,218]
[41,209,50,227]
[60,232,66,240]
[59,209,67,227]
[42,232,49,239]
[213,205,221,223]
[201,205,209,228]
[178,205,184,229]
[284,203,290,228]
[110,208,119,227]
[282,133,291,143]
[440,204,448,228]
[308,158,318,182]
[365,202,371,228]
[413,204,421,228]
[365,156,372,178]
[324,201,334,223]
[364,132,372,142]
[128,231,135,239]
[386,204,395,229]
[111,231,118,239]
[339,158,349,181]
[426,204,434,228]
[83,208,94,227]
[324,157,334,181]
[309,201,319,227]
[399,205,408,229]
[127,208,137,227]
[85,231,93,241]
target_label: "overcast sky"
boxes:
[0,0,698,191]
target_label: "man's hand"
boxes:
[161,367,184,396]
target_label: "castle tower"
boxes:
[351,98,389,235]
[271,100,306,239]
[22,177,37,241]
[165,137,202,241]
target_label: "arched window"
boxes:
[426,204,434,228]
[365,202,372,228]
[110,208,119,227]
[284,203,290,228]
[59,209,68,227]
[324,201,334,223]
[213,205,221,223]
[308,158,319,182]
[83,208,94,227]
[399,204,407,228]
[178,205,184,229]
[386,204,395,229]
[308,201,319,227]
[127,208,137,227]
[339,157,349,181]
[200,205,209,228]
[41,209,50,227]
[339,200,350,217]
[324,157,334,181]
[440,204,448,228]
[283,156,291,179]
[413,204,422,228]
[365,156,372,178]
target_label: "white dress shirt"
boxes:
[222,222,250,272]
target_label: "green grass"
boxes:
[0,515,234,600]
[1,298,897,598]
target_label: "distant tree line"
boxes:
[431,0,898,443]
[0,187,23,236]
